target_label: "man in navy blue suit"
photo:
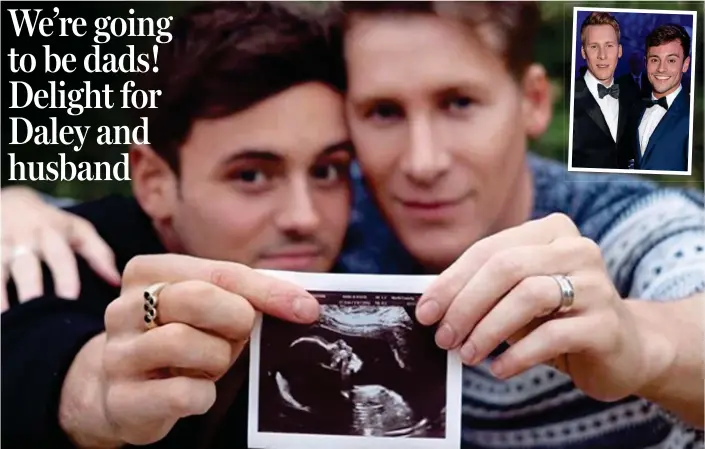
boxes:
[631,24,692,172]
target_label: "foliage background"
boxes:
[1,1,703,200]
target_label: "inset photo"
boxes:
[568,7,697,175]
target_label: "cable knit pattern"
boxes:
[339,153,704,449]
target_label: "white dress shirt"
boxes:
[638,84,681,156]
[584,70,619,142]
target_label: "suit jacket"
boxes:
[631,89,691,172]
[571,76,637,169]
[616,72,652,100]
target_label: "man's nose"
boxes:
[275,178,321,235]
[597,47,606,59]
[401,117,451,186]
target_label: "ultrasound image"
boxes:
[257,291,448,438]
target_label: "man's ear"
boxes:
[683,55,691,73]
[129,144,179,221]
[521,63,553,140]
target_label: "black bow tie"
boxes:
[598,83,620,99]
[643,96,669,110]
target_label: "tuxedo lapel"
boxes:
[616,92,630,144]
[635,106,646,166]
[641,90,687,166]
[575,77,612,140]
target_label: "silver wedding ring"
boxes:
[548,274,575,316]
[143,282,167,330]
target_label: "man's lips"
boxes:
[652,75,671,81]
[261,247,322,259]
[259,246,323,270]
[398,199,462,209]
[393,193,472,220]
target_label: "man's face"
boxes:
[646,40,689,98]
[155,82,352,272]
[344,14,549,271]
[581,24,622,82]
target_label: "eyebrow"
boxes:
[588,40,617,46]
[321,139,355,157]
[219,139,354,166]
[351,82,481,107]
[648,53,681,59]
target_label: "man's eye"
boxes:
[443,95,473,113]
[234,169,266,183]
[312,164,343,182]
[366,102,403,120]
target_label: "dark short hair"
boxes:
[580,12,621,46]
[645,24,691,59]
[337,1,541,81]
[135,1,346,173]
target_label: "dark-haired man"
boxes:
[3,3,356,448]
[631,24,692,171]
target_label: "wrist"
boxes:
[623,296,704,429]
[623,300,677,399]
[59,333,123,449]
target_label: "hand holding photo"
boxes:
[248,271,462,449]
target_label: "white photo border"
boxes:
[567,6,697,177]
[247,270,463,449]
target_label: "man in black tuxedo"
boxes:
[617,50,653,99]
[572,12,638,169]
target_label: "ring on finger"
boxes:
[144,282,168,330]
[546,274,575,316]
[9,245,34,262]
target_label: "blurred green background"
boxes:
[2,1,703,200]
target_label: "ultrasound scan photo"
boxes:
[256,291,449,439]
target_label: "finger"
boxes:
[154,281,258,341]
[69,218,121,286]
[106,280,257,341]
[109,323,237,379]
[489,316,592,379]
[106,377,216,446]
[40,228,80,299]
[122,254,319,323]
[460,275,582,364]
[418,214,581,322]
[430,237,593,349]
[9,248,44,302]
